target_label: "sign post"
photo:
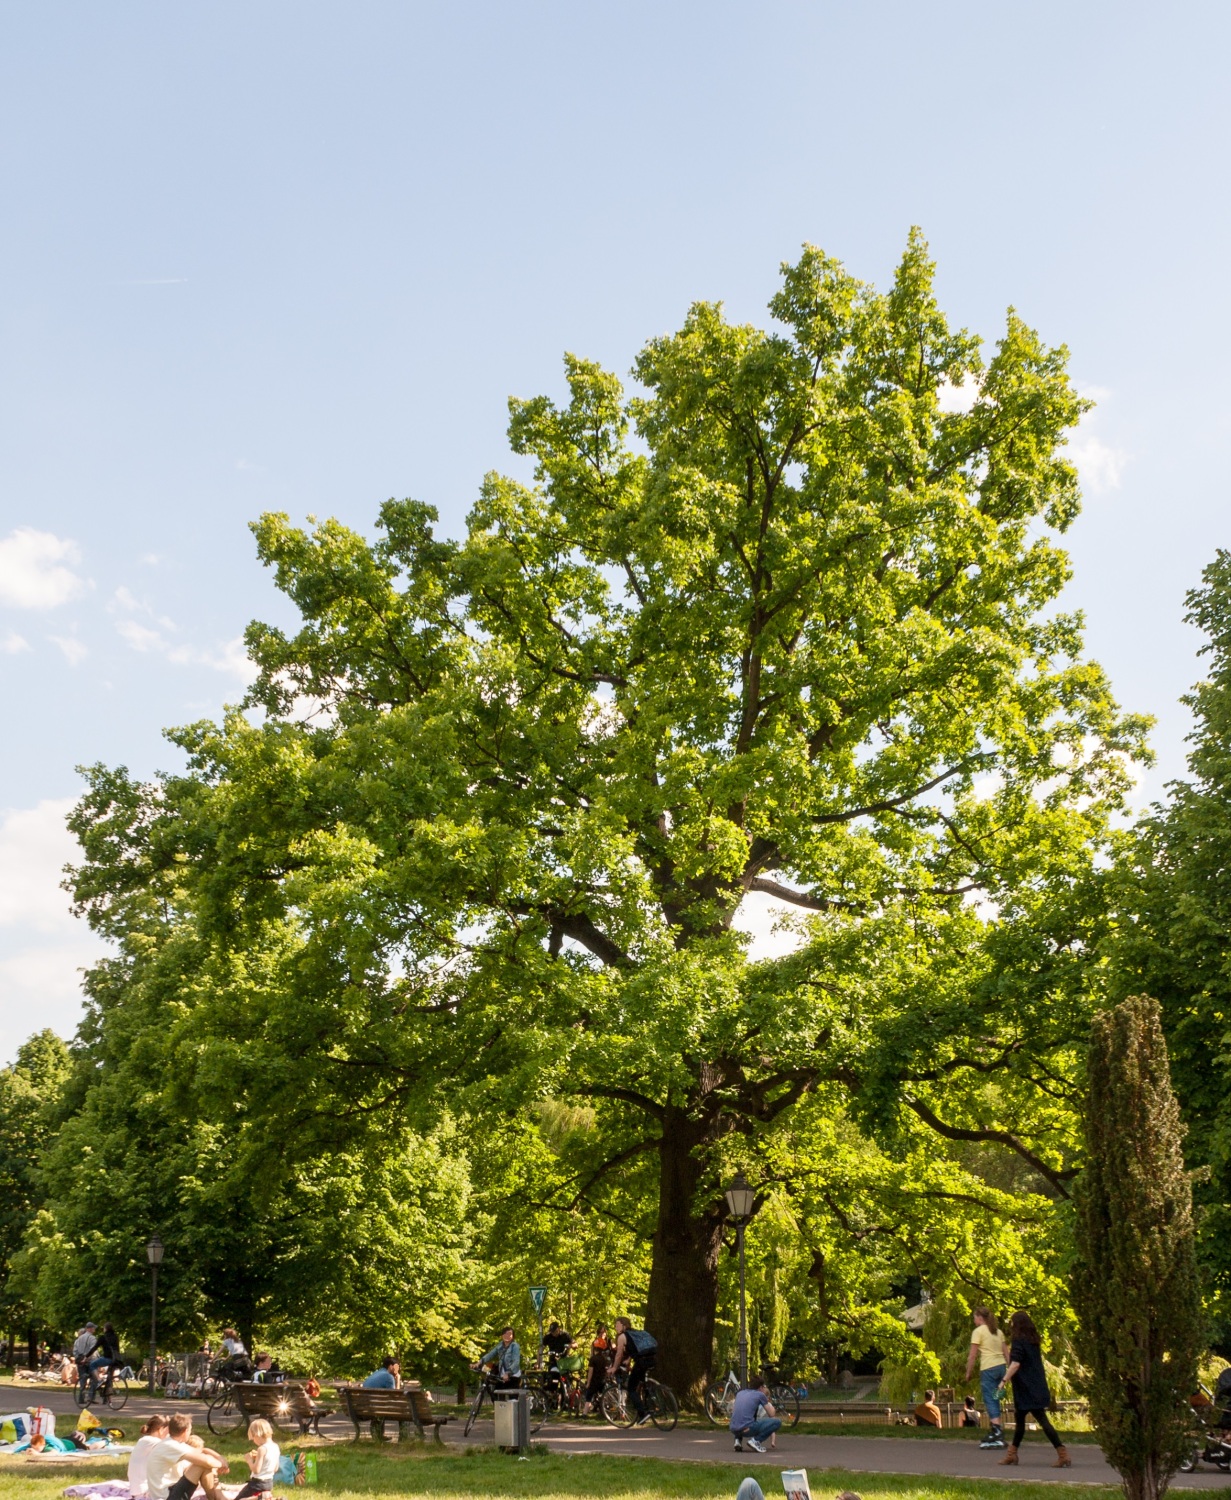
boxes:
[529,1285,547,1370]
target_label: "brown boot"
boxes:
[998,1445,1019,1465]
[1053,1445,1072,1468]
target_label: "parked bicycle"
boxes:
[704,1365,800,1427]
[536,1355,587,1417]
[463,1374,546,1437]
[600,1371,678,1431]
[207,1376,246,1434]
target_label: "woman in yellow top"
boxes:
[964,1307,1008,1449]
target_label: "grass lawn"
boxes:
[0,1439,1121,1500]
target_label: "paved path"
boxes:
[8,1385,1230,1489]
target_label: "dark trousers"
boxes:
[628,1357,653,1415]
[1013,1407,1062,1448]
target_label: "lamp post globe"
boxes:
[725,1173,754,1383]
[146,1236,163,1393]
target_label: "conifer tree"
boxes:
[1073,996,1203,1500]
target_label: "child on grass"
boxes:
[235,1417,280,1498]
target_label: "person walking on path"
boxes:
[997,1311,1071,1468]
[965,1307,1008,1449]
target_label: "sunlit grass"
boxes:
[0,1437,1121,1500]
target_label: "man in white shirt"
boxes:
[146,1413,228,1500]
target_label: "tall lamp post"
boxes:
[146,1236,163,1394]
[724,1172,755,1385]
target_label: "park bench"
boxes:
[340,1382,451,1443]
[234,1380,333,1435]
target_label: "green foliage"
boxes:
[0,1030,70,1327]
[1108,552,1231,1339]
[1073,996,1203,1500]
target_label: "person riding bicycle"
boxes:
[543,1322,573,1364]
[610,1316,657,1426]
[474,1326,522,1388]
[72,1322,98,1393]
[86,1321,122,1401]
[217,1328,253,1383]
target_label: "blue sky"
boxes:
[2,1,1228,1061]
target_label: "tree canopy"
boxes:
[22,231,1147,1395]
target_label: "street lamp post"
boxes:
[724,1172,755,1385]
[146,1236,164,1395]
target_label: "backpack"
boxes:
[627,1328,657,1357]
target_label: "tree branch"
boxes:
[902,1094,1076,1198]
[747,877,863,913]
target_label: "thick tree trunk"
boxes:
[644,1107,724,1409]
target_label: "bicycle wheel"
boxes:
[463,1384,487,1437]
[770,1383,799,1427]
[73,1381,89,1409]
[650,1381,678,1432]
[207,1388,239,1435]
[601,1381,634,1427]
[704,1382,732,1425]
[105,1376,129,1412]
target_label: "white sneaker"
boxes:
[747,1437,766,1453]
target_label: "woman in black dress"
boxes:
[997,1311,1070,1467]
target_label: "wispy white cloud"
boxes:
[0,528,85,609]
[1069,386,1128,495]
[936,373,982,414]
[116,618,165,652]
[236,458,267,474]
[1,631,30,655]
[115,612,255,683]
[49,635,89,666]
[1070,432,1128,494]
[0,798,103,1061]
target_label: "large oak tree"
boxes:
[68,233,1141,1399]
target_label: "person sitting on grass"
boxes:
[362,1355,401,1388]
[234,1417,280,1499]
[128,1413,170,1497]
[914,1389,943,1428]
[959,1395,980,1428]
[145,1413,228,1500]
[730,1378,782,1453]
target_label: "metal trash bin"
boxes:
[493,1388,530,1451]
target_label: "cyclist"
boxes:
[473,1326,522,1388]
[543,1321,573,1364]
[609,1316,657,1426]
[218,1328,252,1382]
[86,1321,122,1401]
[72,1322,98,1394]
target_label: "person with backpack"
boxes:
[609,1316,657,1425]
